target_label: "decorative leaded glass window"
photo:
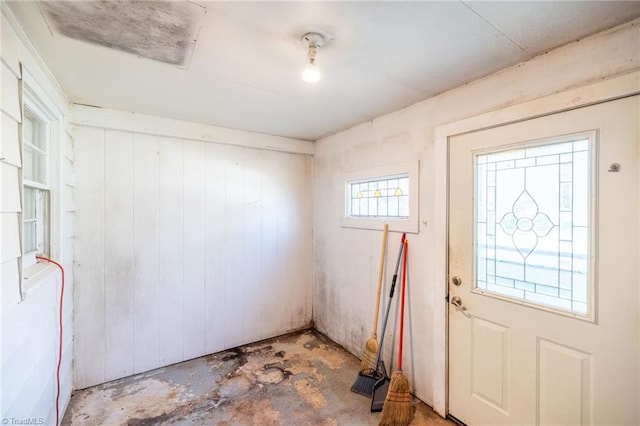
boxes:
[474,134,594,316]
[348,175,409,218]
[342,161,419,233]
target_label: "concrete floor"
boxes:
[62,329,454,425]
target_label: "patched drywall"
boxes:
[40,1,205,67]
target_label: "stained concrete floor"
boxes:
[62,329,454,425]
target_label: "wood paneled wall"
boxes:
[73,126,313,389]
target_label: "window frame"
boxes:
[342,160,420,233]
[22,105,51,267]
[21,68,63,276]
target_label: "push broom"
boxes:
[359,223,389,372]
[379,238,412,424]
[351,232,406,397]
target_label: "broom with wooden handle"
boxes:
[360,223,389,372]
[352,233,406,397]
[379,238,412,425]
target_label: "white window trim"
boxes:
[341,160,419,233]
[20,67,64,288]
[22,108,51,266]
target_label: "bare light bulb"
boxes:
[302,44,321,83]
[302,64,321,83]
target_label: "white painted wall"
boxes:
[1,6,74,425]
[3,3,638,420]
[72,109,313,389]
[312,18,640,411]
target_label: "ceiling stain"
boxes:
[39,1,206,68]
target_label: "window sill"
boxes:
[22,261,59,294]
[341,217,419,233]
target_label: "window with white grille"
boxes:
[22,88,53,268]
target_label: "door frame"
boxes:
[431,71,640,418]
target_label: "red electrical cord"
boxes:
[36,256,64,426]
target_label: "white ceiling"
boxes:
[7,1,640,141]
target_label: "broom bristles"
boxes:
[379,371,412,426]
[359,336,379,372]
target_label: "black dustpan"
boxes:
[371,374,390,412]
[350,362,386,397]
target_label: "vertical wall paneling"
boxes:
[243,147,263,344]
[73,119,314,387]
[104,130,134,381]
[277,155,296,331]
[295,155,313,324]
[63,127,76,273]
[273,154,286,332]
[132,133,160,374]
[73,126,106,387]
[158,138,185,365]
[259,150,280,337]
[60,125,75,412]
[204,142,227,354]
[224,145,246,348]
[182,140,206,360]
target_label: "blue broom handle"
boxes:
[374,232,406,370]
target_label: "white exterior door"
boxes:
[448,96,639,425]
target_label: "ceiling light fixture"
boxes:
[301,32,327,84]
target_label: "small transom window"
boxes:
[348,174,409,218]
[341,161,419,233]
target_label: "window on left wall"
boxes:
[22,86,53,269]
